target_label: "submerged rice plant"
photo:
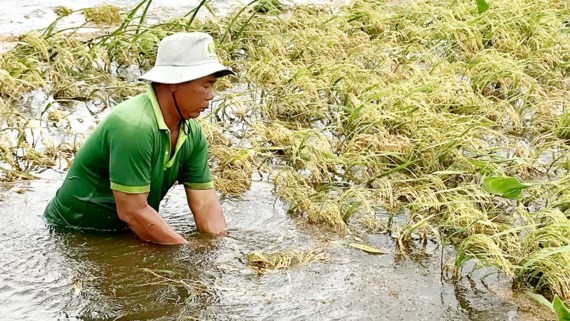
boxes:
[247,248,328,273]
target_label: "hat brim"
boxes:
[139,62,236,84]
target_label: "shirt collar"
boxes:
[147,84,190,169]
[147,84,169,131]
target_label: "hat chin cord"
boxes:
[172,92,189,135]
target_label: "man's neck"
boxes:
[153,84,182,132]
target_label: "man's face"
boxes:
[176,74,217,119]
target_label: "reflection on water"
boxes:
[0,171,551,321]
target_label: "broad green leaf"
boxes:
[349,243,388,254]
[502,189,523,200]
[482,176,531,194]
[476,0,489,14]
[482,176,532,200]
[553,295,570,321]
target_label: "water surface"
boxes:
[0,170,552,320]
[0,0,348,37]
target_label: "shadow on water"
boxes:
[0,171,552,321]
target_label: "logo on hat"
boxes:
[207,42,217,58]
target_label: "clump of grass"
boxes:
[520,216,570,299]
[467,49,539,99]
[556,112,570,140]
[247,248,328,273]
[253,122,338,182]
[273,169,346,228]
[54,6,73,17]
[253,0,285,14]
[456,202,570,300]
[455,234,516,277]
[210,147,254,195]
[519,245,570,301]
[200,119,254,195]
[82,5,122,26]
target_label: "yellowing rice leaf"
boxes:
[349,243,388,254]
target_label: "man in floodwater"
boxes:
[43,32,234,245]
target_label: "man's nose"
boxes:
[206,89,214,101]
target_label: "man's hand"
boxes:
[185,188,227,236]
[113,190,188,245]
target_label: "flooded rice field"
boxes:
[0,172,551,320]
[1,0,569,320]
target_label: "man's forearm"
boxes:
[194,201,226,235]
[120,205,188,245]
[186,188,227,236]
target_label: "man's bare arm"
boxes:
[113,190,188,245]
[184,188,227,236]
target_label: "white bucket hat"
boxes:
[139,32,236,84]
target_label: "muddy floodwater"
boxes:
[0,170,550,320]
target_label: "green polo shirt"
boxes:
[43,85,213,231]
